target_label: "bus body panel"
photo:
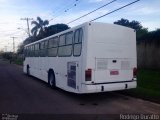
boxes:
[81,81,137,93]
[23,22,137,94]
[85,22,137,86]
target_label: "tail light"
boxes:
[85,69,92,81]
[133,67,137,78]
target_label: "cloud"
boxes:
[142,21,160,31]
[124,6,160,16]
[0,15,28,51]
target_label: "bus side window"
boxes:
[48,37,58,57]
[59,34,65,46]
[29,46,32,57]
[45,40,48,48]
[40,42,45,57]
[27,46,29,57]
[33,44,35,57]
[30,45,33,57]
[31,45,35,57]
[45,40,48,56]
[66,32,73,45]
[24,47,27,57]
[73,28,83,56]
[27,47,29,57]
[35,43,39,57]
[74,30,79,43]
[49,37,58,48]
[58,32,73,57]
[38,43,40,57]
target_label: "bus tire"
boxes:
[27,65,30,76]
[48,71,56,88]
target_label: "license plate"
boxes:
[110,70,119,75]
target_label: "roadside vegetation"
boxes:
[119,69,160,103]
[0,52,23,65]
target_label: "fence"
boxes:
[137,43,160,69]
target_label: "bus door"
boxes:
[67,62,80,91]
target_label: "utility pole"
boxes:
[4,46,7,52]
[11,37,17,53]
[20,18,33,37]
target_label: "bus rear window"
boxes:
[73,28,83,56]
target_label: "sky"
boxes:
[0,0,160,52]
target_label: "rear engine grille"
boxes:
[121,61,130,70]
[96,59,108,70]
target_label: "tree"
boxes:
[45,24,70,37]
[114,18,148,41]
[31,17,49,37]
[17,43,25,54]
[17,21,70,55]
[114,18,143,31]
[139,29,160,45]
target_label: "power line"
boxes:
[49,0,80,22]
[67,0,117,24]
[90,0,140,22]
[64,0,80,13]
[52,1,76,14]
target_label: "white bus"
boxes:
[23,22,137,94]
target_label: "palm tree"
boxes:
[31,17,49,36]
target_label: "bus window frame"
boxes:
[58,31,73,57]
[48,36,59,57]
[73,28,83,57]
[48,37,59,48]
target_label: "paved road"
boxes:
[0,59,160,115]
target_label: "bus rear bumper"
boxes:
[80,81,137,94]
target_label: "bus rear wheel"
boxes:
[48,71,56,88]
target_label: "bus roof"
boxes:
[25,22,134,47]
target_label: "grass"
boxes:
[119,69,160,103]
[13,58,23,65]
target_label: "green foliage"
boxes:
[137,69,160,91]
[17,43,25,54]
[114,18,143,31]
[113,18,149,42]
[29,17,70,43]
[13,57,23,65]
[17,17,70,55]
[138,29,160,45]
[1,52,12,60]
[31,16,49,37]
[136,28,148,42]
[0,52,24,65]
[119,69,160,103]
[113,18,160,46]
[45,24,70,37]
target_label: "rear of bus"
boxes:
[81,22,137,93]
